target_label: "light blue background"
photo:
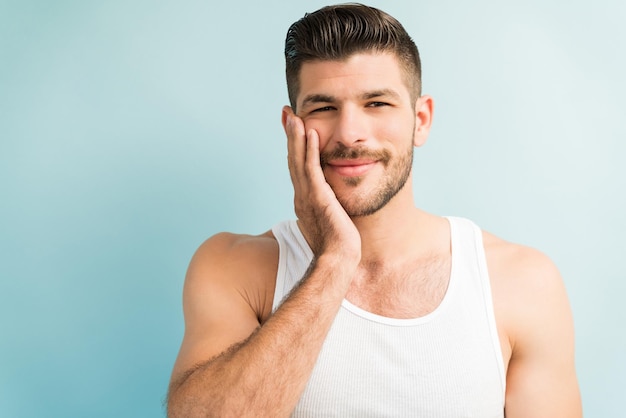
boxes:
[1,1,624,416]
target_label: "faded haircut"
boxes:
[284,3,422,111]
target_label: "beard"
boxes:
[320,140,414,218]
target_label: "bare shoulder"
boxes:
[482,230,560,281]
[481,229,568,333]
[482,230,581,416]
[186,230,280,323]
[170,230,279,385]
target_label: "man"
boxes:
[167,4,581,417]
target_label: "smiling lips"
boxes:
[320,145,391,177]
[326,159,378,177]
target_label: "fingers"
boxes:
[281,109,360,259]
[288,117,326,192]
[283,106,306,187]
[283,106,326,191]
[305,128,326,186]
[282,105,337,230]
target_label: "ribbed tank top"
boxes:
[271,216,506,417]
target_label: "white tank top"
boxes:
[271,217,506,417]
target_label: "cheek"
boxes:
[373,119,411,145]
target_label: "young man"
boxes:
[167,4,581,417]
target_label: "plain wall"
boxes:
[1,0,624,416]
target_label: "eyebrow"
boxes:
[300,89,402,110]
[361,89,402,101]
[300,94,336,109]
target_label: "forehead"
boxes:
[297,52,411,108]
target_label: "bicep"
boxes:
[170,236,265,386]
[505,327,580,417]
[503,255,581,417]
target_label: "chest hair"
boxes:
[345,254,451,319]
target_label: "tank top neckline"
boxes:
[287,216,459,327]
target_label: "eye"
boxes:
[311,106,335,113]
[367,101,390,108]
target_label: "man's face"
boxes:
[295,52,421,217]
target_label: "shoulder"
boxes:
[185,230,280,324]
[482,230,566,318]
[481,230,574,358]
[482,231,561,288]
[482,231,565,307]
[190,230,279,272]
[170,231,280,385]
[479,231,581,414]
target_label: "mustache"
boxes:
[320,145,392,167]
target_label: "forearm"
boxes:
[167,255,356,418]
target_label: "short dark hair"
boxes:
[284,3,422,110]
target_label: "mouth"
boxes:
[320,145,391,178]
[326,159,378,177]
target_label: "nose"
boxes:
[328,105,369,148]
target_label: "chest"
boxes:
[345,255,451,319]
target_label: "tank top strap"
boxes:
[271,220,313,311]
[445,216,506,391]
[446,216,483,283]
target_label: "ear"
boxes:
[412,95,434,147]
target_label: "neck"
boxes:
[350,184,437,266]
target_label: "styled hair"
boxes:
[284,3,422,110]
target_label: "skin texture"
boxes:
[167,52,581,417]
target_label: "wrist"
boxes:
[312,252,360,278]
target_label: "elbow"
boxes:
[166,377,209,418]
[166,386,188,418]
[167,379,238,418]
[166,387,214,418]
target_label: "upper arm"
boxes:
[490,243,581,417]
[169,232,278,389]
